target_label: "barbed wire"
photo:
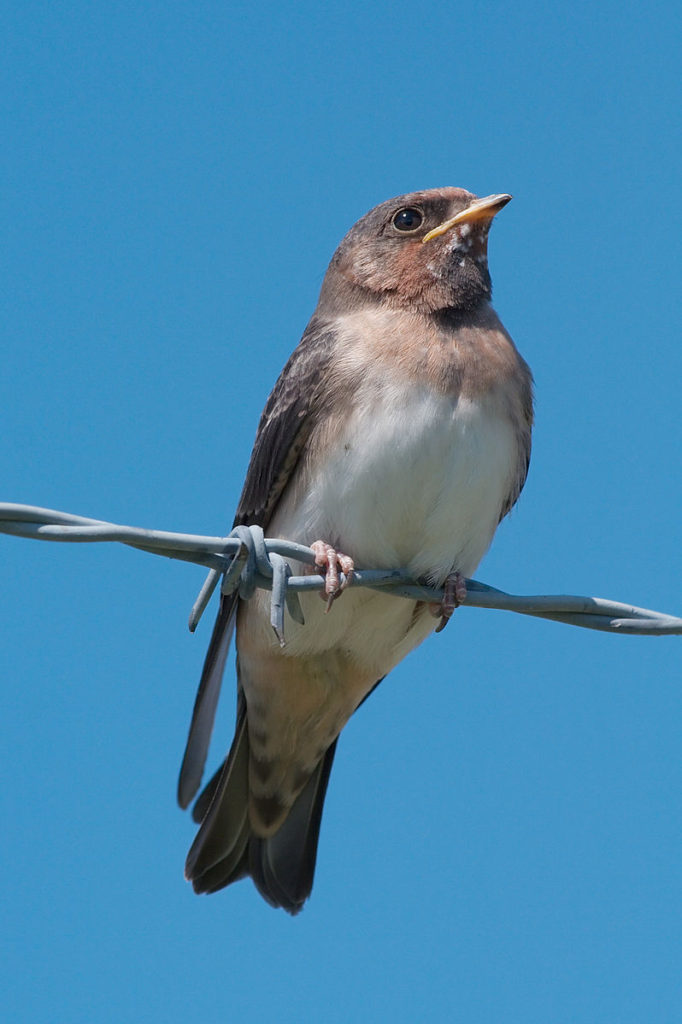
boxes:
[1,502,681,643]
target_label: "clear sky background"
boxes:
[2,3,681,1022]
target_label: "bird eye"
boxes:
[392,207,423,233]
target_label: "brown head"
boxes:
[318,187,511,316]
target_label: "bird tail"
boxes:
[184,698,337,914]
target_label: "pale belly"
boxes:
[299,385,517,582]
[246,378,519,675]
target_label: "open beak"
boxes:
[422,193,512,244]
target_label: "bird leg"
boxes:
[310,541,355,611]
[429,571,467,633]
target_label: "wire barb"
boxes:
[1,502,680,640]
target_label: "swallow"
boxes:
[179,187,534,912]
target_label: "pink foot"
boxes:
[310,541,355,611]
[429,571,467,633]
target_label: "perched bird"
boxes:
[179,187,534,912]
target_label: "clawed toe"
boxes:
[429,571,467,632]
[310,540,355,610]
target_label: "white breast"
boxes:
[278,372,518,583]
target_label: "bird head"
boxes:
[323,188,511,315]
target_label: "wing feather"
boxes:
[177,318,338,806]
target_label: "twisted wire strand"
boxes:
[1,502,680,641]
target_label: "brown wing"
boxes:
[499,357,534,522]
[233,316,340,528]
[177,317,338,808]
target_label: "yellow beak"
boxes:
[422,193,512,244]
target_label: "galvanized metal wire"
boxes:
[1,502,681,641]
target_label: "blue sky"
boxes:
[2,2,681,1021]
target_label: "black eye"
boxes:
[392,207,423,232]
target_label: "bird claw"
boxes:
[430,571,467,632]
[310,541,355,611]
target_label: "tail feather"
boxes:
[191,759,224,824]
[189,814,252,894]
[185,704,338,914]
[184,698,250,883]
[249,740,337,913]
